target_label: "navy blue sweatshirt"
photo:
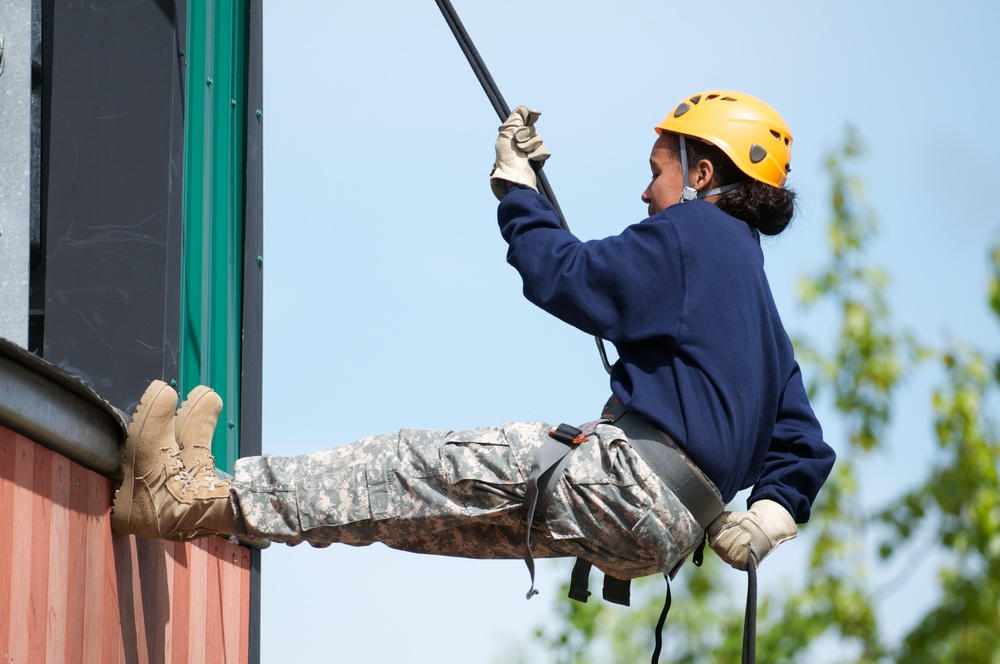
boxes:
[498,185,835,522]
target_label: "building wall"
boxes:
[0,424,251,664]
[0,0,33,348]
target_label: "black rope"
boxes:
[650,578,671,664]
[433,0,614,374]
[743,553,758,664]
[433,0,507,119]
[433,0,566,228]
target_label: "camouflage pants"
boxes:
[230,421,705,580]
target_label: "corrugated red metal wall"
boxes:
[0,424,251,664]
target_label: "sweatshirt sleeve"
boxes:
[497,185,686,343]
[748,363,836,523]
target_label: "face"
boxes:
[641,134,685,216]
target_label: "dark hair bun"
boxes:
[716,182,796,236]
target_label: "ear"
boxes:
[692,158,716,191]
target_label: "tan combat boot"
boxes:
[111,380,234,541]
[175,385,225,488]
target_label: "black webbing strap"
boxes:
[603,575,631,605]
[522,443,573,599]
[568,558,593,603]
[522,423,597,599]
[568,558,631,606]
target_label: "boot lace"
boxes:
[176,459,224,495]
[165,448,185,474]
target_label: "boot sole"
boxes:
[110,380,176,536]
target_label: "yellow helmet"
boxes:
[655,91,792,188]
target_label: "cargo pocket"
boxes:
[630,509,682,575]
[561,431,639,487]
[440,426,524,513]
[296,463,371,530]
[630,497,705,578]
[544,433,645,543]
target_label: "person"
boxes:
[111,90,835,591]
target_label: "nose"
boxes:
[641,185,651,204]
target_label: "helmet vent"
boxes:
[721,96,737,102]
[674,102,691,118]
[770,129,781,139]
[690,95,702,105]
[749,144,768,164]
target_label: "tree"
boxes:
[876,255,1000,662]
[508,129,1000,663]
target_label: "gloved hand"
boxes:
[707,499,797,571]
[490,106,551,200]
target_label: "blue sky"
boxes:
[258,2,1000,661]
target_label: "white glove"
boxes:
[490,106,551,200]
[707,499,797,571]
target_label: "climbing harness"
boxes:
[522,399,759,664]
[520,397,727,663]
[433,3,761,661]
[433,0,614,376]
[522,399,726,575]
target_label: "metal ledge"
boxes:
[0,338,126,480]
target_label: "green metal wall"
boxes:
[180,0,251,473]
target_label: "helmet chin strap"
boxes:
[678,135,745,203]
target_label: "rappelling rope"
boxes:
[433,0,614,374]
[433,11,760,662]
[744,552,758,664]
[433,0,564,226]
